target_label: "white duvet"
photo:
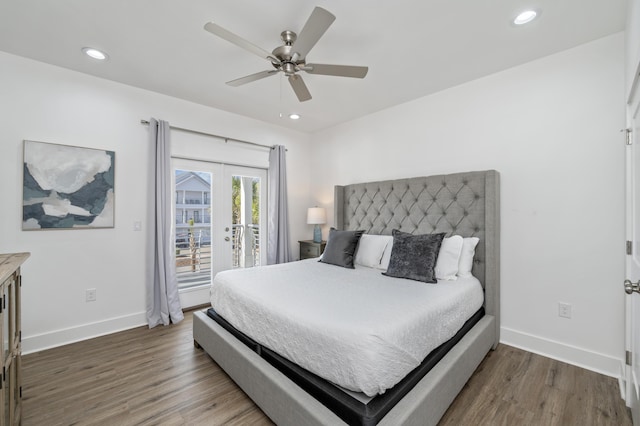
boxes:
[210,259,484,397]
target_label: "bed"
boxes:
[193,170,500,425]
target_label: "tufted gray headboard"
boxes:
[334,170,500,338]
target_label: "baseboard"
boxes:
[22,311,147,355]
[619,372,628,403]
[500,327,623,379]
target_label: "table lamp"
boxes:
[307,207,326,243]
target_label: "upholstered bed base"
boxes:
[205,306,484,425]
[193,310,496,426]
[193,170,500,425]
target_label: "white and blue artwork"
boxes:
[22,140,115,230]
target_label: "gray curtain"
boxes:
[267,145,292,264]
[147,118,184,327]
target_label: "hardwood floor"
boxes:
[438,345,631,426]
[23,311,271,426]
[23,310,631,425]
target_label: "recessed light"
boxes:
[82,47,108,60]
[289,114,301,120]
[513,10,538,25]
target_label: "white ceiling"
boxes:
[0,0,627,133]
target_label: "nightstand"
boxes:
[299,240,327,260]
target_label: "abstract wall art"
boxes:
[22,140,115,230]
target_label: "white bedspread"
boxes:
[210,259,484,397]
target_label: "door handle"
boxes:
[224,237,230,242]
[625,279,640,294]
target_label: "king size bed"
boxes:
[193,170,500,425]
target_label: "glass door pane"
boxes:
[174,169,213,290]
[225,166,267,269]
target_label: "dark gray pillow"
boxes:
[319,228,364,268]
[383,230,445,283]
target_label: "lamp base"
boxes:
[313,225,322,243]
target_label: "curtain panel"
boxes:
[147,118,184,327]
[267,145,292,264]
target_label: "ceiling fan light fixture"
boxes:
[82,47,108,60]
[513,10,538,25]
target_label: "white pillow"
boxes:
[434,235,464,280]
[458,237,480,278]
[380,237,394,270]
[355,234,393,269]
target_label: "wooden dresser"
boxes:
[0,253,29,426]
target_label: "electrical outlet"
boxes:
[133,221,142,231]
[86,288,97,302]
[558,302,572,319]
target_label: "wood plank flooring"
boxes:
[438,344,631,426]
[23,310,631,425]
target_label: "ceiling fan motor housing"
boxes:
[271,31,306,75]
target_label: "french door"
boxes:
[173,158,267,308]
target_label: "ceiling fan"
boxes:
[204,7,368,102]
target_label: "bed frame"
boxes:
[193,170,500,425]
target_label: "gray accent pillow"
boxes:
[319,228,365,269]
[383,230,446,283]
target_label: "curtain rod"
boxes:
[140,119,276,150]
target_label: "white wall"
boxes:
[0,51,312,353]
[626,0,640,98]
[310,34,626,377]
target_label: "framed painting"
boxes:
[22,140,115,230]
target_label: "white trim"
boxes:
[620,370,628,403]
[179,284,211,309]
[501,326,622,378]
[22,311,147,354]
[172,155,268,171]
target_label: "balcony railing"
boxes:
[175,214,211,225]
[175,224,260,289]
[176,199,210,205]
[248,224,260,267]
[231,224,261,268]
[175,228,211,289]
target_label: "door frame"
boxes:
[624,57,640,421]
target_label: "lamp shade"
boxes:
[307,207,326,225]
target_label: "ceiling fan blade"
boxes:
[288,74,312,102]
[304,63,369,78]
[226,70,279,87]
[291,7,336,60]
[204,22,280,64]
